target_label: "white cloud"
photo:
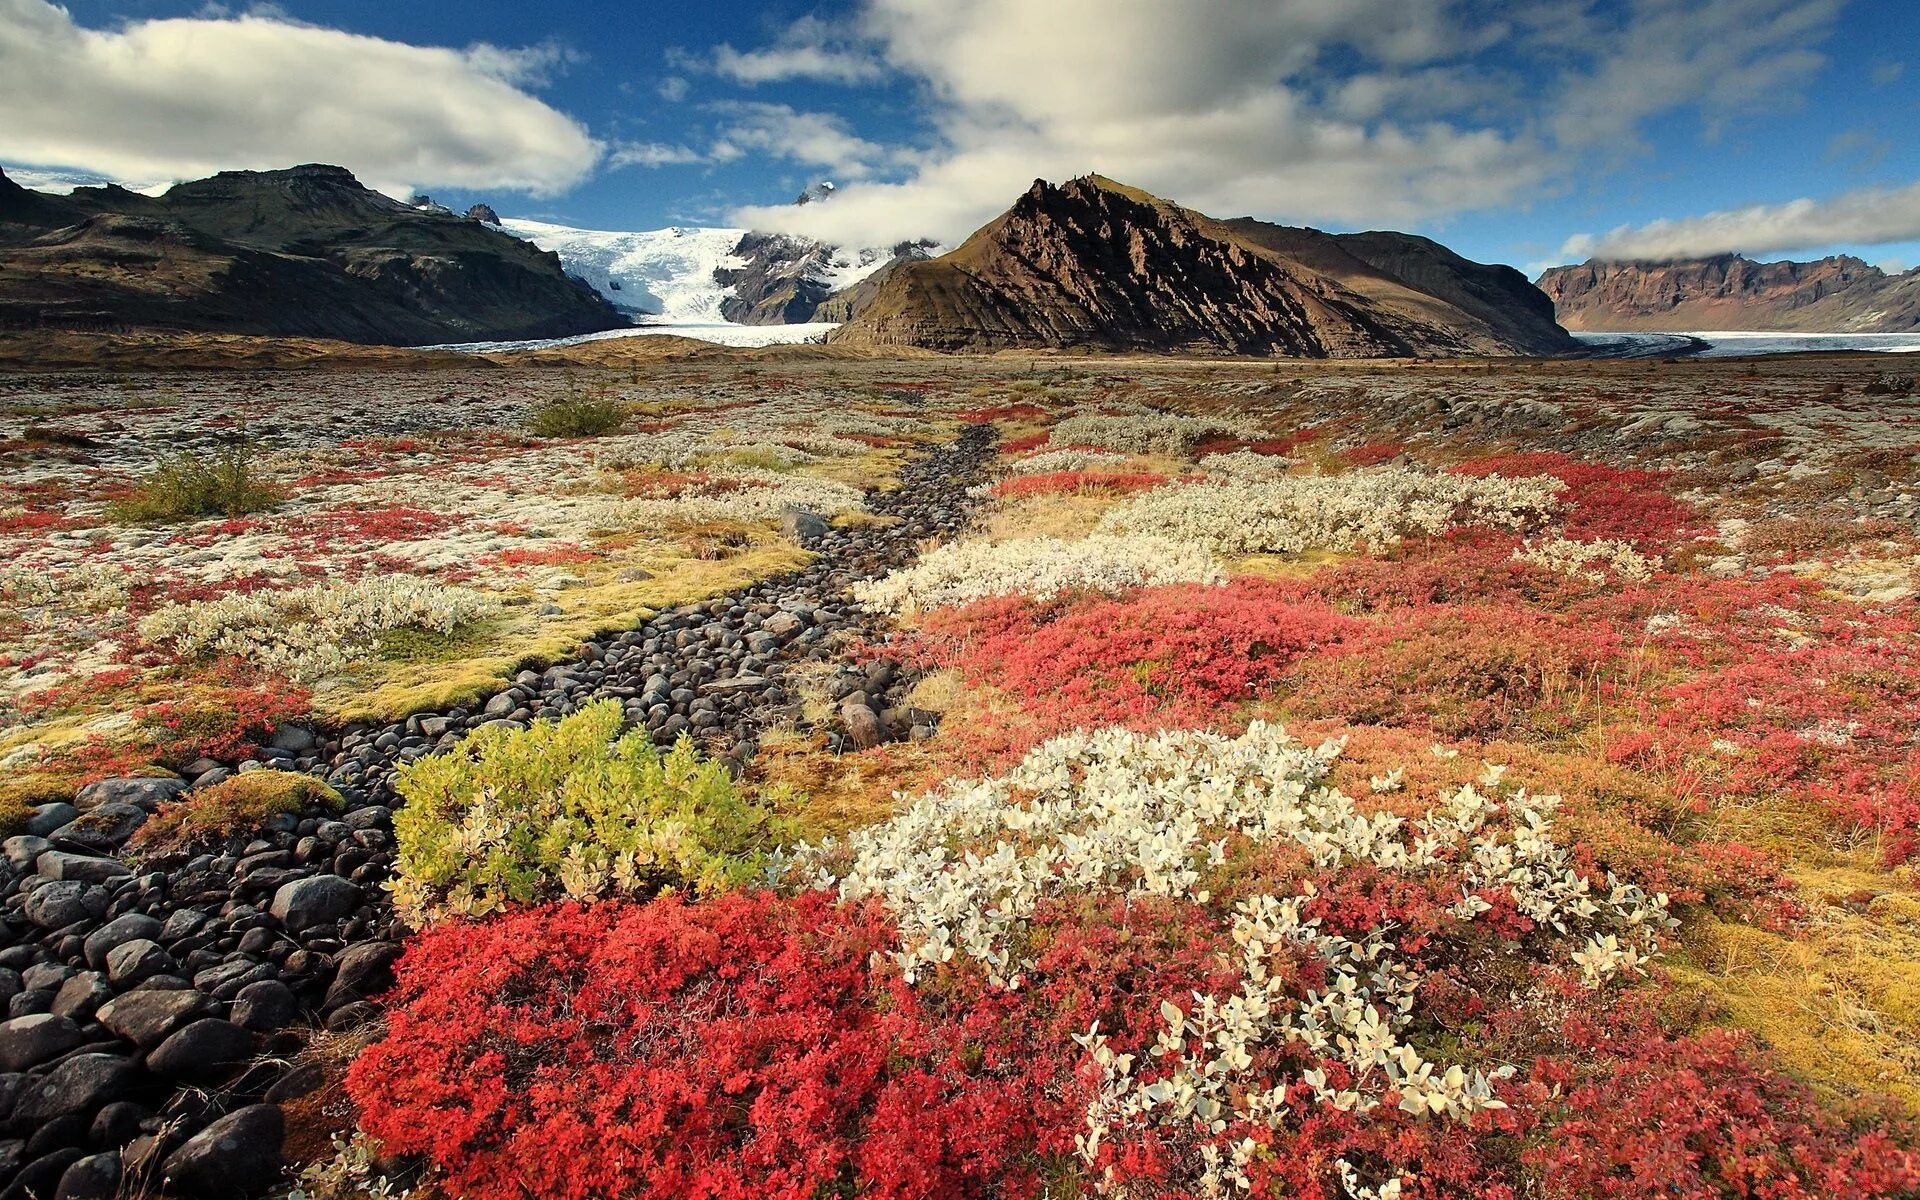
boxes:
[606,142,708,169]
[0,0,601,196]
[709,16,884,85]
[712,103,900,179]
[1558,180,1920,262]
[719,0,1844,248]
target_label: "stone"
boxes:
[104,939,176,987]
[230,980,298,1032]
[146,1019,254,1081]
[12,1054,135,1121]
[49,803,147,851]
[82,914,163,970]
[89,1101,147,1149]
[322,941,400,1010]
[267,725,317,754]
[23,881,94,929]
[34,851,131,885]
[160,1104,284,1199]
[97,988,209,1048]
[779,507,830,542]
[2,835,50,871]
[73,777,184,812]
[269,875,360,931]
[49,973,111,1023]
[839,700,885,750]
[0,1013,83,1071]
[26,804,81,838]
[54,1151,120,1200]
[10,1148,84,1200]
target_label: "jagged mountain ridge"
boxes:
[1536,255,1920,333]
[829,176,1577,357]
[0,164,626,345]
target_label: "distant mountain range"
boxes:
[828,176,1576,357]
[1537,255,1920,333]
[0,164,625,345]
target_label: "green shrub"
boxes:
[525,387,628,437]
[109,441,281,522]
[132,770,342,853]
[391,700,783,921]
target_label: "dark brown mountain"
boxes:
[0,164,626,345]
[1537,255,1920,333]
[828,176,1576,357]
[719,233,933,325]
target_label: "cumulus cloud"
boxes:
[1558,180,1920,262]
[721,0,1845,248]
[606,142,709,169]
[708,15,884,85]
[711,103,901,179]
[0,0,601,196]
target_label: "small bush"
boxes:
[109,441,281,523]
[391,700,783,921]
[133,770,342,853]
[526,388,628,437]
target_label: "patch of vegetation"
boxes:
[375,621,495,665]
[525,386,629,437]
[391,700,786,921]
[132,770,342,854]
[108,440,282,523]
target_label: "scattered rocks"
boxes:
[159,1105,284,1199]
[0,1014,83,1072]
[268,875,360,932]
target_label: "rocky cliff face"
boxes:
[0,165,627,345]
[719,233,932,326]
[830,177,1576,357]
[1537,255,1920,333]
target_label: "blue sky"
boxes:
[3,0,1918,275]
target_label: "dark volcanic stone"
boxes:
[160,1104,284,1199]
[146,1019,254,1081]
[0,1013,83,1072]
[97,988,209,1049]
[12,1054,135,1121]
[73,778,185,812]
[53,1151,120,1200]
[269,875,359,931]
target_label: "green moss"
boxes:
[392,700,789,921]
[132,771,342,854]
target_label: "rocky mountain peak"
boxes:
[465,203,501,224]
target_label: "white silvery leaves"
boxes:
[1004,448,1134,475]
[790,723,1672,1200]
[852,534,1223,613]
[1515,536,1656,583]
[1049,411,1264,457]
[1097,467,1565,557]
[795,723,1344,985]
[138,576,498,682]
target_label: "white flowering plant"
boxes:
[853,534,1224,613]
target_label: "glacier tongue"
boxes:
[495,218,748,323]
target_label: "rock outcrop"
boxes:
[720,233,932,326]
[830,176,1577,357]
[0,165,627,345]
[1537,255,1920,333]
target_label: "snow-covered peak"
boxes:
[498,218,749,323]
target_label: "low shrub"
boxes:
[1287,605,1618,740]
[139,576,500,683]
[1454,452,1697,549]
[132,770,342,853]
[525,389,628,437]
[108,441,281,523]
[390,700,783,921]
[988,470,1172,499]
[854,534,1221,613]
[910,581,1361,729]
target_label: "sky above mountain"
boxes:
[2,0,1917,274]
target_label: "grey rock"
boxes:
[34,850,130,885]
[779,506,830,542]
[269,875,360,931]
[146,1019,254,1081]
[26,803,80,837]
[267,725,317,753]
[323,941,400,1010]
[49,803,147,851]
[230,980,298,1032]
[49,973,111,1022]
[160,1104,284,1199]
[83,914,163,970]
[12,1053,134,1121]
[23,881,94,929]
[0,1013,83,1071]
[54,1151,120,1200]
[73,777,184,812]
[105,940,175,987]
[97,988,209,1048]
[2,835,50,871]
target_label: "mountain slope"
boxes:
[1537,255,1920,333]
[0,165,626,345]
[830,176,1576,357]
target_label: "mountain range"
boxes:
[828,176,1576,357]
[0,164,625,345]
[1537,255,1920,333]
